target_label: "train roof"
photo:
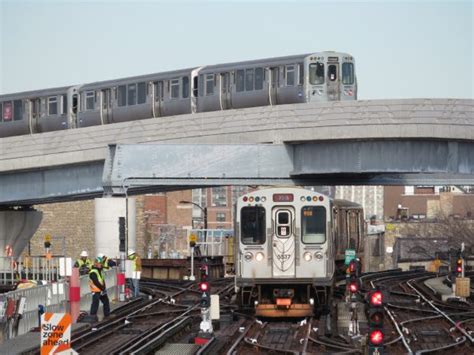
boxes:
[0,86,71,100]
[333,199,363,208]
[199,51,353,73]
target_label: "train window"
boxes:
[2,102,12,121]
[255,68,263,90]
[48,97,58,115]
[328,65,337,81]
[118,85,127,107]
[241,206,266,245]
[137,82,146,104]
[193,76,198,97]
[0,103,2,122]
[14,100,23,120]
[236,70,245,92]
[286,65,295,86]
[301,206,326,244]
[62,95,67,115]
[198,75,204,97]
[342,63,354,85]
[127,84,137,105]
[182,76,189,99]
[309,63,324,85]
[170,79,180,99]
[245,69,254,91]
[85,91,95,111]
[205,74,214,96]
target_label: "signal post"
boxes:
[195,263,213,345]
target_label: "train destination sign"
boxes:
[273,193,294,202]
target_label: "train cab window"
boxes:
[301,206,326,244]
[241,206,266,245]
[14,100,23,120]
[137,82,146,104]
[309,63,324,85]
[205,74,214,96]
[245,69,254,91]
[285,65,295,86]
[85,91,95,111]
[328,65,337,81]
[48,97,58,115]
[342,63,354,85]
[61,95,67,115]
[255,68,264,90]
[118,85,127,107]
[182,76,189,99]
[276,210,291,238]
[298,64,304,85]
[127,84,137,105]
[236,70,245,92]
[170,79,180,99]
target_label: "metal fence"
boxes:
[0,268,118,339]
[0,256,66,284]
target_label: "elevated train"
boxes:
[0,51,356,138]
[235,187,365,317]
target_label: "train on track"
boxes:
[235,187,365,317]
[0,51,356,138]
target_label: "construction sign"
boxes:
[41,313,72,354]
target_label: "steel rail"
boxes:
[225,320,258,355]
[407,278,474,343]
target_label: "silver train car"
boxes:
[0,52,356,138]
[235,187,364,317]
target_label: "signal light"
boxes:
[456,259,463,276]
[200,292,210,308]
[349,281,359,293]
[370,291,383,307]
[200,265,208,282]
[369,329,384,345]
[199,282,209,292]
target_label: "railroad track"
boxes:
[361,269,474,354]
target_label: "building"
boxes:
[335,186,384,220]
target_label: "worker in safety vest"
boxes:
[97,253,117,271]
[89,257,110,318]
[74,250,93,275]
[127,249,142,298]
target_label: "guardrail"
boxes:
[0,267,118,339]
[0,256,66,284]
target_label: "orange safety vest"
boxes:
[89,268,105,293]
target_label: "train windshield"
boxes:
[301,206,326,243]
[241,206,266,245]
[309,63,324,85]
[342,63,354,85]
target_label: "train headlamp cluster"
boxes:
[299,195,324,202]
[314,252,324,260]
[244,251,265,262]
[242,196,266,203]
[303,252,312,262]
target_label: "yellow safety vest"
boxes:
[128,255,137,272]
[76,258,92,268]
[89,268,105,293]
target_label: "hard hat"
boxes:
[80,251,88,257]
[128,249,135,256]
[97,253,105,259]
[94,257,102,263]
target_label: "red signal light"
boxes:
[349,261,356,273]
[370,291,383,306]
[456,266,462,273]
[349,281,358,293]
[369,330,384,345]
[199,282,209,292]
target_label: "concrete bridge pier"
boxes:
[0,208,43,258]
[94,197,136,259]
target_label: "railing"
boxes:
[191,229,234,264]
[0,256,67,284]
[0,268,118,339]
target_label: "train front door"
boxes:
[219,72,231,110]
[272,207,296,278]
[326,62,340,101]
[100,89,113,124]
[268,67,279,105]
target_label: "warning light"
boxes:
[456,259,463,276]
[199,282,209,292]
[369,329,384,345]
[370,291,383,307]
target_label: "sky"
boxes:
[0,0,472,99]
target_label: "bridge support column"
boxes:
[94,197,136,259]
[0,209,43,258]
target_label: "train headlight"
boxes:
[244,252,253,261]
[300,196,306,202]
[303,252,312,262]
[255,252,265,262]
[314,252,324,260]
[261,196,266,202]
